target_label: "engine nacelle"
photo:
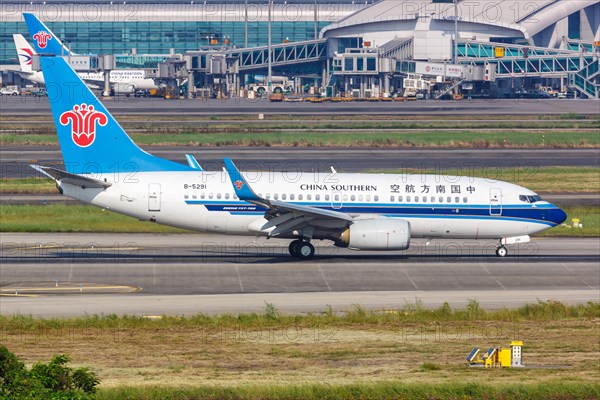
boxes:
[339,218,411,250]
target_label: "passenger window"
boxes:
[439,196,443,203]
[209,193,214,199]
[431,196,435,203]
[325,194,330,201]
[192,194,197,199]
[447,196,451,203]
[307,194,312,201]
[366,195,371,202]
[225,193,230,199]
[201,193,206,199]
[359,195,364,201]
[398,196,403,202]
[407,196,411,202]
[282,194,287,200]
[343,195,348,201]
[217,193,222,199]
[351,195,356,201]
[423,196,427,203]
[233,194,238,200]
[390,195,395,202]
[184,194,189,199]
[274,194,279,200]
[463,197,468,203]
[316,194,320,201]
[455,197,459,203]
[334,195,339,201]
[374,195,379,201]
[298,194,303,201]
[290,194,295,200]
[266,193,271,199]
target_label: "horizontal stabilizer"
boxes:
[31,165,112,189]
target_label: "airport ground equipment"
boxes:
[467,341,523,368]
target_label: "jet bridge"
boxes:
[457,40,599,99]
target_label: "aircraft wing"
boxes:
[223,158,351,237]
[31,165,112,189]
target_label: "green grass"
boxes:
[0,204,188,233]
[3,302,598,400]
[372,166,600,193]
[95,382,599,400]
[2,301,599,331]
[538,206,599,237]
[2,166,598,194]
[1,130,599,147]
[1,204,597,236]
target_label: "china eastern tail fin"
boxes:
[13,34,35,72]
[23,13,73,56]
[40,57,192,174]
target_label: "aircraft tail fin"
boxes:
[13,34,35,72]
[23,13,74,56]
[40,56,192,174]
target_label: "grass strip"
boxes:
[2,302,599,399]
[2,167,599,194]
[96,382,599,400]
[3,120,599,131]
[0,204,597,236]
[1,130,599,147]
[370,166,600,193]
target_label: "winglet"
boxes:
[223,158,262,203]
[185,154,203,170]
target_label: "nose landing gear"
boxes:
[289,239,315,259]
[495,246,508,257]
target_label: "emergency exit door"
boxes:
[148,183,161,212]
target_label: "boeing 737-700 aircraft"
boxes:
[33,56,567,259]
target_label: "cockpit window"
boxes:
[520,195,543,203]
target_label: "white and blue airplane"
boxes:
[19,14,157,93]
[33,56,567,259]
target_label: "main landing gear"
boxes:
[288,239,315,259]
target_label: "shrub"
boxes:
[0,346,99,400]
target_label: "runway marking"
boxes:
[235,265,245,292]
[561,262,596,290]
[482,264,507,290]
[0,285,142,294]
[318,264,332,291]
[403,269,420,291]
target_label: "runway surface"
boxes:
[1,233,598,317]
[2,147,599,179]
[2,96,599,115]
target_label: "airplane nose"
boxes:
[547,206,567,225]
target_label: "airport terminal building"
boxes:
[1,0,599,98]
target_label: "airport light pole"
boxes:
[454,0,458,64]
[267,0,273,95]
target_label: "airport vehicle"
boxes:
[14,32,157,94]
[0,85,20,95]
[34,56,567,259]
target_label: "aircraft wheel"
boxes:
[296,242,315,259]
[495,246,508,257]
[288,240,302,257]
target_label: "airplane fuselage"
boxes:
[60,171,564,242]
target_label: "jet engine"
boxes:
[338,218,410,250]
